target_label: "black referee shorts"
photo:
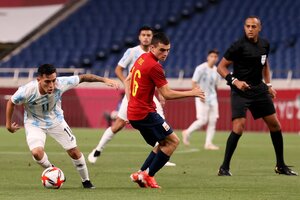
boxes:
[231,90,276,120]
[129,112,173,147]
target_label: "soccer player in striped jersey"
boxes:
[6,64,119,188]
[88,26,175,166]
[182,49,221,150]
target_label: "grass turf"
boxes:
[0,127,299,200]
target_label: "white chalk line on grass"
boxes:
[0,147,200,155]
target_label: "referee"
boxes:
[217,16,297,176]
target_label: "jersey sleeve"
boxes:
[57,76,80,93]
[149,64,168,88]
[224,40,241,62]
[192,65,202,82]
[11,86,27,105]
[118,48,133,69]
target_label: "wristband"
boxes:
[225,73,236,86]
[266,83,272,87]
[232,78,238,85]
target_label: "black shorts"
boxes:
[129,112,173,147]
[231,89,276,120]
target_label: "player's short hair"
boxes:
[245,15,262,26]
[151,32,170,46]
[38,64,57,76]
[208,49,219,55]
[138,26,153,35]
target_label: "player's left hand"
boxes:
[268,87,276,99]
[6,122,20,133]
[104,78,120,89]
[193,86,205,102]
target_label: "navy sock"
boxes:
[148,150,170,177]
[221,131,241,170]
[270,130,285,166]
[140,151,156,171]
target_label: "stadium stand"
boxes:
[0,0,299,78]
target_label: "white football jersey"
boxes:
[11,76,80,129]
[192,62,220,105]
[118,45,147,72]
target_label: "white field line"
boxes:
[0,146,200,155]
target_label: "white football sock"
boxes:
[205,119,217,145]
[95,127,115,152]
[72,154,89,182]
[34,152,52,168]
[185,119,205,135]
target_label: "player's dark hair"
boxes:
[37,64,57,76]
[151,32,170,46]
[208,49,219,55]
[138,26,153,35]
[245,15,262,26]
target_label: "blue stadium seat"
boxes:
[1,0,299,78]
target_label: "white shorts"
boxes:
[117,95,165,121]
[25,120,77,151]
[195,98,219,122]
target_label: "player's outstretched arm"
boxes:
[158,84,205,101]
[79,74,119,89]
[6,99,20,133]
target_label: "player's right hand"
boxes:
[6,122,20,133]
[104,78,120,89]
[193,87,205,101]
[233,80,250,91]
[268,87,277,99]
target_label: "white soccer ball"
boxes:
[41,167,65,189]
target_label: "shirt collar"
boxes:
[149,52,159,61]
[244,34,259,44]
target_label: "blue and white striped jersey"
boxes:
[118,45,146,72]
[11,76,80,129]
[192,62,220,105]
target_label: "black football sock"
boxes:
[148,150,170,177]
[221,131,241,170]
[140,151,156,171]
[270,130,285,167]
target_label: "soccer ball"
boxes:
[41,167,65,189]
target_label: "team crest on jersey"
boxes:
[137,58,144,65]
[261,55,267,65]
[162,122,170,131]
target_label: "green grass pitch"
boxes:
[0,127,299,200]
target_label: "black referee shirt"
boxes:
[224,35,270,86]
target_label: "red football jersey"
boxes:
[127,52,168,120]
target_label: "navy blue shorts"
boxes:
[129,112,173,147]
